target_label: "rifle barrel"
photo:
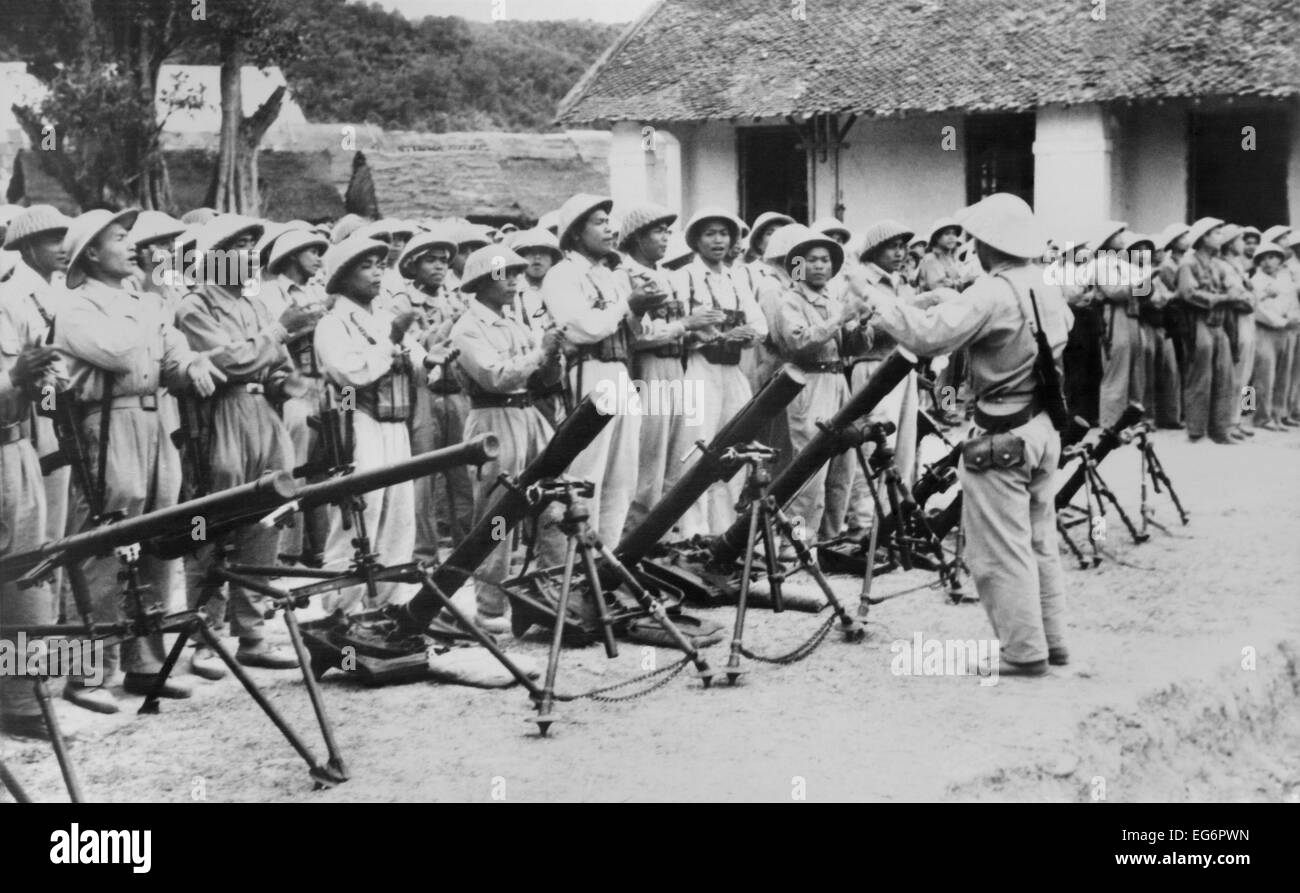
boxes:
[0,473,297,581]
[293,434,500,512]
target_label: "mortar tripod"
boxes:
[528,479,716,736]
[722,443,865,686]
[851,422,963,613]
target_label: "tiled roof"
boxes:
[557,0,1300,124]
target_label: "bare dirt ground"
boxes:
[4,426,1298,803]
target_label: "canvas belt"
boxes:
[83,394,158,415]
[217,382,266,396]
[973,397,1041,434]
[471,393,533,410]
[0,420,29,446]
[796,360,844,374]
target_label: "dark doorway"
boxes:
[737,126,808,226]
[965,112,1036,206]
[1189,107,1291,228]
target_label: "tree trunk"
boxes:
[208,31,285,215]
[208,31,244,211]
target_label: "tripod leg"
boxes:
[1058,517,1087,569]
[726,499,763,684]
[1147,445,1189,524]
[577,538,618,659]
[0,755,32,803]
[346,496,382,608]
[895,477,961,602]
[1082,467,1102,567]
[770,501,866,642]
[856,468,883,619]
[534,538,578,734]
[1092,467,1148,544]
[592,543,714,684]
[883,471,913,570]
[138,625,192,715]
[191,620,337,787]
[280,605,348,782]
[32,677,83,803]
[758,506,785,613]
[415,569,544,697]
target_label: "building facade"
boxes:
[561,0,1300,239]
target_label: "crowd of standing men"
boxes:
[2,190,1299,739]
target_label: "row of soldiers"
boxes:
[2,191,1299,738]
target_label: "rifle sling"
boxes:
[94,369,113,516]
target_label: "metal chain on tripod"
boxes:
[555,654,693,703]
[739,613,837,664]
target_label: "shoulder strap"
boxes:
[94,369,113,515]
[348,310,379,346]
[995,272,1039,335]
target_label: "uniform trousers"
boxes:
[958,410,1066,664]
[0,439,55,717]
[568,358,642,547]
[68,406,182,684]
[625,352,693,534]
[428,391,474,547]
[1228,313,1256,428]
[184,389,292,641]
[464,405,564,618]
[1251,326,1292,425]
[784,371,851,541]
[280,382,330,563]
[677,354,750,538]
[320,412,415,613]
[1183,316,1236,439]
[1099,305,1146,429]
[1141,321,1182,427]
[1285,330,1300,421]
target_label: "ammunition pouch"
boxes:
[428,374,463,395]
[961,431,1026,474]
[649,299,685,358]
[577,326,631,365]
[371,368,413,423]
[841,325,870,359]
[288,331,319,377]
[698,310,747,366]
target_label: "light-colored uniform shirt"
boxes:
[259,274,328,320]
[1252,268,1298,329]
[868,261,1073,410]
[541,250,631,348]
[513,279,553,334]
[0,291,66,430]
[916,249,968,292]
[314,295,428,396]
[0,260,68,436]
[769,280,845,366]
[622,253,686,352]
[55,278,197,402]
[1177,250,1227,310]
[176,282,294,387]
[450,299,554,396]
[670,256,768,345]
